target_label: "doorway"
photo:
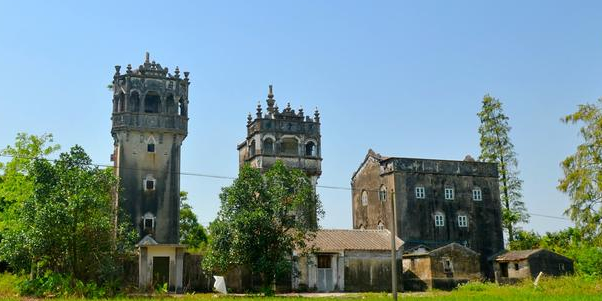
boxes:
[317,254,334,292]
[153,256,170,286]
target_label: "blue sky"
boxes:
[1,0,600,234]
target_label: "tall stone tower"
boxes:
[110,53,188,290]
[238,85,322,188]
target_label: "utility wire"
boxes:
[0,153,573,221]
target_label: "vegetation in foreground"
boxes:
[1,273,601,300]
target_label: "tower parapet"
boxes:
[111,52,189,136]
[238,85,322,178]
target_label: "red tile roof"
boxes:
[308,229,403,252]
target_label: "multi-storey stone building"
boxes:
[351,149,504,279]
[110,53,189,291]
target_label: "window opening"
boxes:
[458,215,468,227]
[435,214,445,227]
[415,186,425,199]
[444,187,454,200]
[379,185,387,202]
[317,255,331,268]
[361,190,368,206]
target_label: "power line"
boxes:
[0,153,573,221]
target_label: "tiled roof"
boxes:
[309,229,403,252]
[495,249,542,261]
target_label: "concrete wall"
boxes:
[116,131,183,243]
[344,250,401,292]
[428,244,481,290]
[403,244,480,291]
[402,256,431,291]
[352,155,503,280]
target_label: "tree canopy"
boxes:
[558,99,602,241]
[0,139,135,287]
[0,133,59,230]
[179,191,208,250]
[478,94,529,242]
[203,161,322,289]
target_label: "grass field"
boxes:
[0,273,600,300]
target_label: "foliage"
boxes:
[0,143,137,296]
[478,94,529,242]
[203,161,322,291]
[180,191,208,251]
[508,230,541,250]
[0,133,59,230]
[510,227,602,278]
[17,271,108,298]
[559,99,602,240]
[0,272,21,298]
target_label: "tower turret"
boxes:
[238,85,322,184]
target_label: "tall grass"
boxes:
[0,273,600,300]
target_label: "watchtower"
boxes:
[110,53,189,291]
[238,85,322,188]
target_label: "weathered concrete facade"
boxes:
[293,229,403,292]
[403,243,481,291]
[494,249,574,284]
[351,150,504,279]
[111,53,189,291]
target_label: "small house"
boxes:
[403,243,481,291]
[494,249,574,284]
[293,229,403,292]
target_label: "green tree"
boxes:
[203,161,322,291]
[179,191,208,250]
[0,145,136,284]
[559,99,602,240]
[0,133,59,229]
[478,94,529,242]
[508,230,541,250]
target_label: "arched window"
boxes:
[458,215,468,228]
[142,212,155,231]
[359,224,365,230]
[263,138,274,155]
[118,93,125,112]
[281,137,298,155]
[144,175,156,191]
[305,141,316,156]
[444,186,454,200]
[144,92,161,113]
[379,185,387,202]
[361,190,368,206]
[249,140,256,157]
[472,187,482,201]
[179,98,187,116]
[377,221,385,230]
[166,94,175,114]
[434,212,445,227]
[129,91,140,112]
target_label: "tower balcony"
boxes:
[111,112,188,135]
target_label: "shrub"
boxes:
[17,272,109,298]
